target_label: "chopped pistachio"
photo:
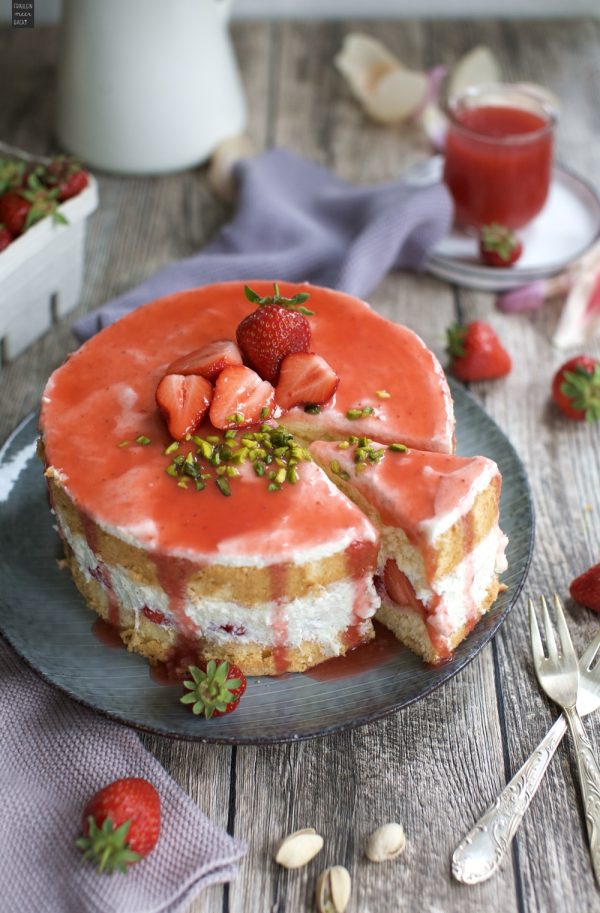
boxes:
[216,477,231,497]
[254,461,266,477]
[234,412,245,424]
[164,441,180,455]
[304,403,321,414]
[195,479,206,491]
[287,466,299,484]
[389,443,408,453]
[224,430,237,440]
[362,405,374,416]
[267,482,281,492]
[330,460,341,474]
[226,466,239,478]
[165,463,178,477]
[135,435,151,446]
[117,440,130,448]
[375,389,391,399]
[177,478,188,489]
[260,406,271,419]
[338,441,350,449]
[206,435,220,444]
[275,467,287,485]
[347,408,363,420]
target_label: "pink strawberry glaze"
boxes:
[310,442,498,552]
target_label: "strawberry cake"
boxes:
[39,280,506,675]
[311,442,508,663]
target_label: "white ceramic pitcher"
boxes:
[55,0,247,174]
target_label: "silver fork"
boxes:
[453,625,600,884]
[530,593,600,885]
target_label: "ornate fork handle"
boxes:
[452,715,567,884]
[564,707,600,887]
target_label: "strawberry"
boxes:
[551,356,600,423]
[570,563,600,612]
[236,283,313,384]
[209,364,274,429]
[0,181,67,236]
[0,224,12,252]
[0,192,30,236]
[276,352,339,410]
[166,339,243,382]
[0,158,25,194]
[45,155,89,201]
[446,321,512,382]
[180,659,247,718]
[479,223,523,267]
[156,373,212,440]
[75,777,161,874]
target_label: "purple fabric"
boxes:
[73,147,453,341]
[0,638,245,913]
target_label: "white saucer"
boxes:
[425,161,600,291]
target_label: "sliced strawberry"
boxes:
[156,374,212,440]
[383,559,425,613]
[209,365,275,430]
[276,352,339,410]
[570,563,600,612]
[166,339,242,382]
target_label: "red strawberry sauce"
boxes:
[444,105,553,229]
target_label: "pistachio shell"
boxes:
[365,822,406,862]
[334,32,428,124]
[274,828,323,869]
[447,45,501,100]
[316,865,352,913]
[208,133,255,202]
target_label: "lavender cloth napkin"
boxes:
[73,147,453,341]
[0,638,245,913]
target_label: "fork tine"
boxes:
[529,598,546,669]
[541,594,559,661]
[553,593,577,664]
[581,628,600,671]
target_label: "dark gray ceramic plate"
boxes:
[0,382,533,744]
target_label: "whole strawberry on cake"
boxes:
[39,280,507,677]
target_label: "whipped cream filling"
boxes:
[59,520,379,652]
[380,524,508,641]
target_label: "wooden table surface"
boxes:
[2,16,600,913]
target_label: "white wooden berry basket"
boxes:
[0,145,98,367]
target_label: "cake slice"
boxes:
[311,439,508,663]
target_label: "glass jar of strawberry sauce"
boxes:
[443,84,557,230]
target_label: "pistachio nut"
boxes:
[274,827,324,869]
[365,822,406,862]
[316,865,351,913]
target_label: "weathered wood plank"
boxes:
[451,18,600,913]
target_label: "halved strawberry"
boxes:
[275,352,339,410]
[156,374,212,440]
[209,365,275,429]
[166,339,242,382]
[383,559,425,612]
